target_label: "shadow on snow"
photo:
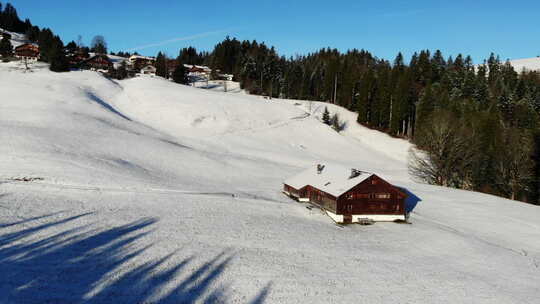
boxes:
[400,187,422,214]
[0,212,271,303]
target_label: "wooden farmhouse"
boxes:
[284,164,408,223]
[67,51,89,67]
[80,54,113,71]
[129,55,155,70]
[184,64,212,77]
[14,43,40,61]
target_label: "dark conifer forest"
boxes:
[196,37,540,204]
[2,2,539,204]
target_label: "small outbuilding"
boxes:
[284,164,408,223]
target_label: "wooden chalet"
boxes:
[284,164,408,223]
[14,43,40,61]
[67,51,89,67]
[129,55,155,70]
[184,64,212,76]
[80,54,113,71]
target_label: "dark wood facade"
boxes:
[68,51,89,66]
[14,44,39,59]
[284,174,407,222]
[337,175,406,217]
[131,57,155,70]
[81,54,113,70]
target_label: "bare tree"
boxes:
[91,35,107,54]
[408,111,478,187]
[495,128,534,200]
[77,35,84,48]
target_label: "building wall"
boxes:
[337,175,405,216]
[305,185,337,213]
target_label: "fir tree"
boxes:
[0,34,13,58]
[155,52,168,78]
[172,63,189,84]
[322,107,331,125]
[49,39,69,72]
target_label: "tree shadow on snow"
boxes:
[86,91,132,121]
[0,212,271,303]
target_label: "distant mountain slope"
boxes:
[508,56,540,72]
[1,62,539,303]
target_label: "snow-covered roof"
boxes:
[284,164,372,197]
[184,64,212,72]
[141,65,156,71]
[129,55,155,62]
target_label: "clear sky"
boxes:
[6,0,540,63]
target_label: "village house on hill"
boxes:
[284,164,408,224]
[129,55,155,70]
[80,54,113,71]
[14,43,39,61]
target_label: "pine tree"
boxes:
[49,39,69,72]
[322,107,331,125]
[0,35,13,58]
[155,52,168,78]
[172,63,189,84]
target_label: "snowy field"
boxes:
[1,62,539,303]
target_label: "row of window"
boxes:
[346,193,391,200]
[343,202,400,212]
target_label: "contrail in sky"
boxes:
[126,29,231,51]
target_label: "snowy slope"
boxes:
[0,28,28,48]
[1,62,539,304]
[508,56,540,72]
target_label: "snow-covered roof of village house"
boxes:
[129,55,155,61]
[183,64,212,71]
[284,164,372,197]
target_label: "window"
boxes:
[375,193,390,199]
[347,194,354,200]
[371,179,378,185]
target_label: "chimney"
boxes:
[317,164,325,174]
[349,169,361,179]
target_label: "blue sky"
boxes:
[6,0,540,63]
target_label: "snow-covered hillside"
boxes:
[1,62,539,303]
[508,56,540,72]
[0,28,28,48]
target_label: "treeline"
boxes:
[184,37,540,204]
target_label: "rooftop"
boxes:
[284,163,372,197]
